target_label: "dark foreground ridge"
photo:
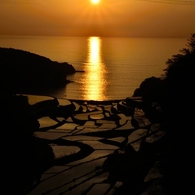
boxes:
[1,93,167,195]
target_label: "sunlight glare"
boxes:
[91,0,100,4]
[90,37,100,65]
[84,37,106,100]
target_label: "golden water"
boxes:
[0,36,187,100]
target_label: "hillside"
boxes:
[0,47,75,93]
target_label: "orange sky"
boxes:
[0,0,195,37]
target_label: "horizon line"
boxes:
[0,34,190,39]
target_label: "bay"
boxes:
[0,36,188,100]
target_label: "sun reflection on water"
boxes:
[83,36,107,100]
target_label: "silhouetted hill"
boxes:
[0,47,75,93]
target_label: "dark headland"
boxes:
[0,47,75,94]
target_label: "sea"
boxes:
[0,36,188,101]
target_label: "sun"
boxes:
[91,0,100,4]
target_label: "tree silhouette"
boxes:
[132,33,195,194]
[161,33,195,127]
[133,33,195,129]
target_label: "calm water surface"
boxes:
[0,36,188,100]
